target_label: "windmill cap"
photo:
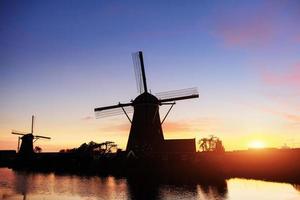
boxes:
[133,92,159,104]
[21,134,34,139]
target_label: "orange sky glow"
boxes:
[1,1,300,152]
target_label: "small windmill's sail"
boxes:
[132,51,148,94]
[94,103,133,118]
[156,87,199,103]
[12,132,51,140]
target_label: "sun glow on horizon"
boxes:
[248,140,266,149]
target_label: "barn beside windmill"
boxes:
[95,51,198,157]
[164,139,196,153]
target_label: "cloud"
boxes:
[245,101,300,125]
[0,140,17,150]
[94,117,222,137]
[163,121,194,132]
[260,92,300,112]
[295,35,300,43]
[283,113,300,123]
[264,108,300,124]
[255,62,300,126]
[210,1,300,47]
[97,121,130,133]
[81,116,94,121]
[163,117,222,133]
[261,63,300,88]
[214,15,273,46]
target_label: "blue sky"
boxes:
[1,0,300,151]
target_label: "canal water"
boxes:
[0,168,299,200]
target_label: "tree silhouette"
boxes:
[34,146,42,153]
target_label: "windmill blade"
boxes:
[157,87,199,103]
[156,87,199,99]
[34,135,51,140]
[132,52,143,93]
[95,107,134,118]
[94,103,133,118]
[11,131,27,136]
[94,102,132,112]
[132,51,148,94]
[31,115,34,134]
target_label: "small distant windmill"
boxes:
[94,51,199,154]
[12,115,51,155]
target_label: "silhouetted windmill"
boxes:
[94,51,199,154]
[12,115,51,155]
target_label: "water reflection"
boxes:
[2,169,129,200]
[293,184,300,193]
[127,177,161,200]
[197,181,227,200]
[126,175,228,200]
[227,179,300,200]
[0,168,300,200]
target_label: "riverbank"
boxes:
[2,148,300,184]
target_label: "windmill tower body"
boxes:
[19,134,34,155]
[126,93,164,153]
[18,115,35,155]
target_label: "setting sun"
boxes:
[248,140,266,149]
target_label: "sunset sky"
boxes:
[1,1,300,152]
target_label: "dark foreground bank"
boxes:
[1,148,300,184]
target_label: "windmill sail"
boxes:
[132,51,148,94]
[34,135,51,139]
[94,103,133,118]
[156,87,199,103]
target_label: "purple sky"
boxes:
[1,1,300,151]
